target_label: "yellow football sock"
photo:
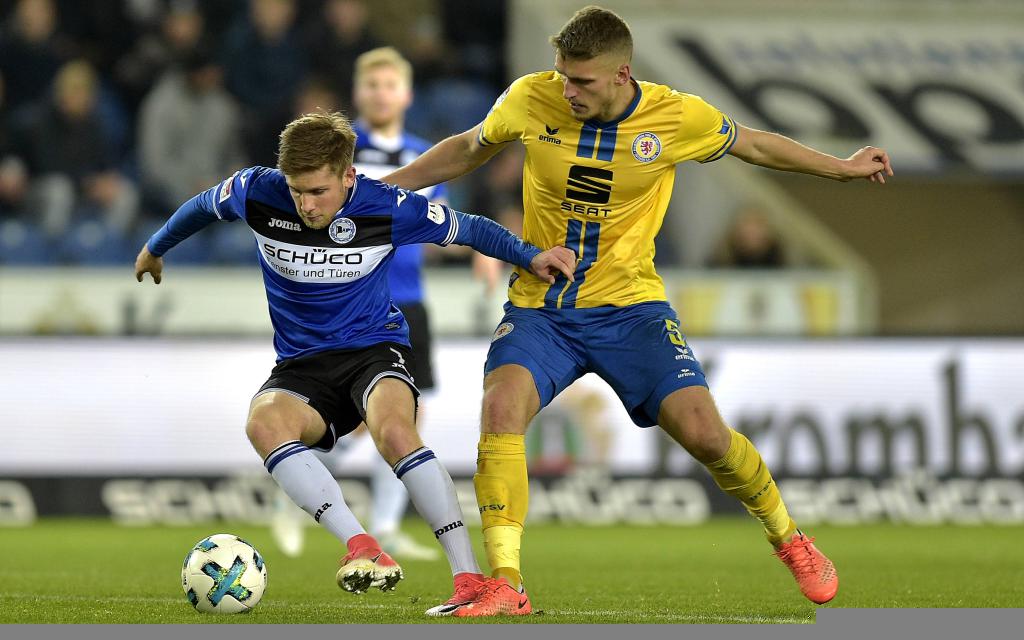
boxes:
[705,429,797,546]
[475,433,528,588]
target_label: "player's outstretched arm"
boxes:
[448,210,575,285]
[134,190,222,284]
[728,124,894,184]
[383,124,507,192]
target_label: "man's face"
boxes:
[554,51,628,122]
[353,65,411,128]
[285,164,355,229]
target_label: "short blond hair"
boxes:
[277,110,355,177]
[354,46,413,86]
[549,5,632,62]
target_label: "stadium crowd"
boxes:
[0,0,509,265]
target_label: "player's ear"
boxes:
[616,62,631,86]
[342,165,357,187]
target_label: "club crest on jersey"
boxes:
[632,132,662,163]
[492,322,514,341]
[328,217,357,244]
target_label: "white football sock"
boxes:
[393,447,481,576]
[371,455,410,537]
[264,440,365,545]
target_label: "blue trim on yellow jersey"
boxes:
[560,221,601,308]
[595,127,617,162]
[700,115,738,163]
[576,124,598,159]
[478,129,496,146]
[573,81,642,162]
[543,219,584,308]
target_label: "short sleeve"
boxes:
[210,166,261,221]
[390,187,459,247]
[477,75,531,147]
[670,94,737,164]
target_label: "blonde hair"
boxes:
[354,46,413,86]
[277,110,355,177]
[549,5,632,61]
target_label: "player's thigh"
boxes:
[656,385,732,464]
[255,350,369,455]
[586,302,710,429]
[246,390,328,458]
[483,307,586,433]
[349,342,422,465]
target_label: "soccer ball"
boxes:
[181,533,268,614]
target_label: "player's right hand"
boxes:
[529,245,576,284]
[134,244,164,284]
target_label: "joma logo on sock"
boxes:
[314,502,332,522]
[434,520,464,538]
[479,504,506,513]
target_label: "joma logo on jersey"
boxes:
[268,218,301,231]
[562,165,613,217]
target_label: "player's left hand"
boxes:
[529,246,576,284]
[843,146,893,184]
[135,244,164,284]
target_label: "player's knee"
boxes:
[664,402,730,462]
[371,416,421,465]
[481,387,530,434]
[245,405,302,457]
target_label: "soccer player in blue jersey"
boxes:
[134,111,575,613]
[270,46,500,562]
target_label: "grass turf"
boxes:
[1,517,1022,623]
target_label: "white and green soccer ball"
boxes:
[182,534,268,614]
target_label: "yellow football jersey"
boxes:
[479,71,736,308]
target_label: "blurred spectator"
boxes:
[0,0,74,112]
[0,70,29,218]
[708,205,788,269]
[11,60,138,236]
[138,45,246,214]
[58,0,135,78]
[305,0,381,110]
[221,0,306,114]
[247,78,341,167]
[114,1,208,113]
[221,0,306,166]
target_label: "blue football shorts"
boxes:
[484,301,708,427]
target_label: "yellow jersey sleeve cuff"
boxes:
[698,115,738,163]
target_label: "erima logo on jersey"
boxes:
[268,218,301,231]
[328,217,357,244]
[539,124,562,145]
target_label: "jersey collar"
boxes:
[333,176,359,217]
[586,79,642,128]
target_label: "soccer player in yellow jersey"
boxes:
[385,6,893,616]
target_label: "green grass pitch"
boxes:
[1,518,1022,624]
